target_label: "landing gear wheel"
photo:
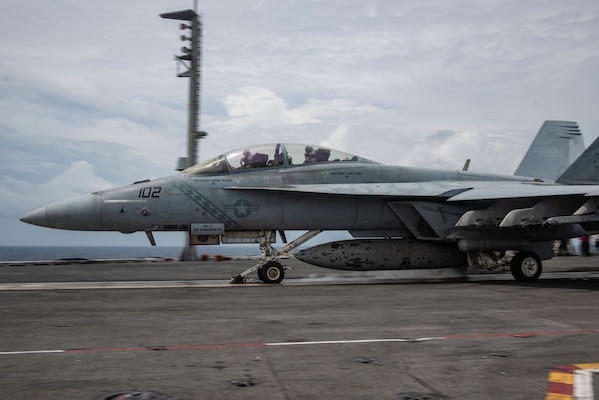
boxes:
[510,251,542,281]
[258,261,285,284]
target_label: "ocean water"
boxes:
[0,245,260,262]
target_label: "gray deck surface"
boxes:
[1,256,598,399]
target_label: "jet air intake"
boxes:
[295,239,466,271]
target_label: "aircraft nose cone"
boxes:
[20,193,102,230]
[20,207,48,227]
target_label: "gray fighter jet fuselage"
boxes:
[21,140,599,283]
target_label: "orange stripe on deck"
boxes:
[575,363,599,369]
[548,371,573,385]
[545,394,572,400]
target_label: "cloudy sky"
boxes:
[1,0,598,246]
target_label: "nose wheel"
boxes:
[257,261,285,284]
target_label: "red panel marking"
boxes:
[546,381,573,395]
[553,364,581,373]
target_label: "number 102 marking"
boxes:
[138,187,161,198]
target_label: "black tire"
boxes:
[258,261,285,284]
[510,251,542,281]
[256,266,265,282]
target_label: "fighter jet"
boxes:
[21,124,599,284]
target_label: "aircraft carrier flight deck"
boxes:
[1,256,598,400]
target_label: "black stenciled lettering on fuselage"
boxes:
[138,187,162,198]
[164,176,245,230]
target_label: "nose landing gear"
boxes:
[230,230,322,284]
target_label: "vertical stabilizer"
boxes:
[556,135,599,185]
[514,121,584,180]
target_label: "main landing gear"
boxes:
[230,230,322,284]
[510,250,542,281]
[470,246,547,282]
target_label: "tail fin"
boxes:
[556,135,599,185]
[514,120,584,180]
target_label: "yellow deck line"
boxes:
[548,371,573,385]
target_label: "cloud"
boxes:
[217,86,321,129]
[320,124,351,150]
[205,86,383,152]
[0,161,113,217]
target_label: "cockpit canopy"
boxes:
[182,143,377,175]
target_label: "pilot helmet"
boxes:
[305,146,313,153]
[243,148,250,156]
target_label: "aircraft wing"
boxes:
[227,181,597,201]
[445,183,597,201]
